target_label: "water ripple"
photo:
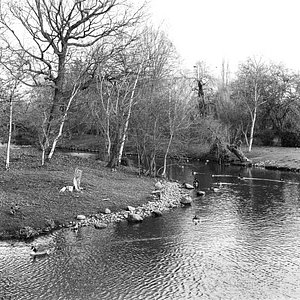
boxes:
[2,167,300,299]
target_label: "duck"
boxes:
[212,180,222,188]
[71,223,79,231]
[30,246,49,257]
[9,206,15,215]
[193,178,200,188]
[238,173,244,180]
[182,182,194,189]
[210,187,220,192]
[196,190,205,197]
[192,215,201,225]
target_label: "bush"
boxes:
[255,130,281,146]
[280,131,300,147]
[14,125,39,145]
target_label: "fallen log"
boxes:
[227,144,250,163]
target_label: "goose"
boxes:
[30,246,49,257]
[212,179,222,187]
[182,182,194,189]
[193,178,200,188]
[210,187,220,192]
[196,190,205,197]
[9,206,15,215]
[192,215,201,225]
[71,223,79,231]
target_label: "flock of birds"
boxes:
[187,170,287,226]
[18,164,288,257]
[189,171,233,225]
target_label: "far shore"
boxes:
[245,146,300,171]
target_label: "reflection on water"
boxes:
[1,163,300,299]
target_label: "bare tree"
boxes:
[193,61,214,116]
[0,47,26,170]
[129,27,178,175]
[161,77,193,178]
[234,57,269,152]
[0,0,146,158]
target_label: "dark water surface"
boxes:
[1,162,300,299]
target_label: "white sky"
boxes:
[149,0,300,74]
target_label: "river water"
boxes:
[1,162,300,299]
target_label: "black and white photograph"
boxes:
[1,0,300,299]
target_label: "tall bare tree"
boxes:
[0,0,145,158]
[0,47,26,170]
[161,77,193,178]
[129,27,178,175]
[234,57,269,152]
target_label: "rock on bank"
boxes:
[72,181,184,228]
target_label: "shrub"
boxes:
[280,131,300,147]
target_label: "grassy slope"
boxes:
[245,146,300,169]
[0,146,155,238]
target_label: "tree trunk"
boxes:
[5,96,13,170]
[105,116,111,161]
[227,144,250,162]
[39,112,49,166]
[161,132,174,178]
[248,106,257,152]
[48,84,79,160]
[150,152,156,177]
[241,125,249,147]
[117,63,143,165]
[44,53,66,142]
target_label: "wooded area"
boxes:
[1,1,300,173]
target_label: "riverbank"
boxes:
[0,145,190,241]
[1,145,300,241]
[245,146,300,171]
[0,146,157,240]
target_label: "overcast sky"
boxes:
[149,0,300,74]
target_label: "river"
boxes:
[1,161,300,299]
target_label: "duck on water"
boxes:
[30,246,50,257]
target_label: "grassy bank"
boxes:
[245,146,300,170]
[1,143,300,240]
[0,146,155,240]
